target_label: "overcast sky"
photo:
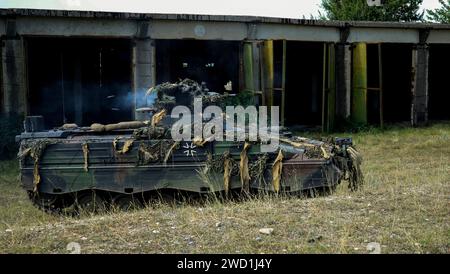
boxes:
[0,0,442,19]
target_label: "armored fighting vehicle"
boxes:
[16,80,363,213]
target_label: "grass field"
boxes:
[0,123,449,254]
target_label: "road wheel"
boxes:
[28,191,61,213]
[113,195,143,212]
[75,192,106,214]
[29,192,57,208]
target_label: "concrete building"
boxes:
[1,8,449,130]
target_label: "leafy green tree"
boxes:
[427,0,450,23]
[319,0,424,21]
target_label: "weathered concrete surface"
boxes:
[1,9,449,43]
[1,8,450,30]
[335,43,352,119]
[411,45,429,126]
[255,24,340,42]
[1,38,27,114]
[133,39,155,111]
[348,27,419,44]
[149,21,247,41]
[16,17,137,37]
[428,30,450,44]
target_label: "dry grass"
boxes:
[0,123,449,254]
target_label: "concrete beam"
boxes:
[256,24,340,42]
[3,8,450,31]
[428,30,450,44]
[15,17,137,37]
[348,28,419,44]
[411,44,429,126]
[4,16,450,45]
[149,20,247,40]
[150,21,339,42]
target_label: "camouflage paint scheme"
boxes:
[18,133,341,196]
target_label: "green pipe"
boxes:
[352,43,368,125]
[243,42,254,92]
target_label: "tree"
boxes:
[319,0,424,21]
[427,0,450,23]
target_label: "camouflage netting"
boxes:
[202,136,364,192]
[333,146,364,191]
[147,78,230,112]
[18,139,56,192]
[137,140,180,165]
[204,152,239,176]
[283,136,364,191]
[249,154,269,185]
[82,142,89,172]
[133,126,170,140]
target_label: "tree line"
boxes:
[318,0,449,23]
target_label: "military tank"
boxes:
[16,79,363,214]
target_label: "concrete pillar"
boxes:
[335,43,352,120]
[133,38,155,111]
[411,44,429,126]
[1,37,28,115]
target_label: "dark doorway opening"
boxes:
[429,44,450,121]
[284,42,324,127]
[380,44,413,123]
[155,40,240,94]
[27,37,132,128]
[0,45,3,113]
